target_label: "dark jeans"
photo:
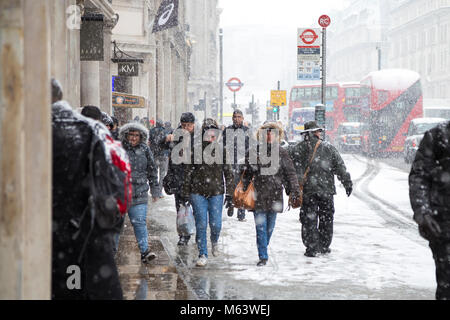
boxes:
[299,194,335,253]
[429,240,450,300]
[175,193,191,241]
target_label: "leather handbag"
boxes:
[233,171,255,210]
[289,140,322,209]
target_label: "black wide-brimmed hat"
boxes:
[303,121,324,132]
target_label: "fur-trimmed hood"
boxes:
[119,122,149,143]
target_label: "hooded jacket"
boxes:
[52,100,123,300]
[119,122,158,205]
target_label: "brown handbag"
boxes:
[289,140,322,209]
[233,171,255,210]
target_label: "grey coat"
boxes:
[119,123,158,206]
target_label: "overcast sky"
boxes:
[218,0,351,28]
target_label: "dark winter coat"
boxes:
[163,126,195,195]
[409,120,450,240]
[52,100,123,300]
[182,137,234,199]
[242,143,300,213]
[148,120,169,158]
[119,122,158,206]
[288,135,352,197]
[223,124,250,165]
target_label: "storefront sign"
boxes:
[118,62,139,77]
[80,14,104,61]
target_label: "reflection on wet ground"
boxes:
[115,215,195,300]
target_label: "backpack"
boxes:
[72,122,132,263]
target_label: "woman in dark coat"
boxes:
[118,122,159,263]
[242,122,300,266]
[181,118,234,267]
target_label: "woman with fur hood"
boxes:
[118,122,159,263]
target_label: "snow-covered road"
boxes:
[149,154,436,299]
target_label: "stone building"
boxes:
[388,0,450,103]
[185,0,222,121]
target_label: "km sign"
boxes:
[118,62,139,77]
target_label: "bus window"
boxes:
[291,89,298,101]
[326,87,339,99]
[377,90,388,105]
[304,87,312,100]
[312,87,321,100]
[297,88,305,100]
[345,87,361,97]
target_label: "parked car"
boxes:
[404,117,446,163]
[336,122,363,152]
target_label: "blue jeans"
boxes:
[127,203,149,254]
[254,211,277,260]
[190,194,224,258]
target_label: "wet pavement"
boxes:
[115,213,196,300]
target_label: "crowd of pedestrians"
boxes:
[51,77,450,300]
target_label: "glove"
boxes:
[421,215,442,238]
[180,195,190,207]
[345,186,352,197]
[224,195,233,209]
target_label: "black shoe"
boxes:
[257,259,268,267]
[304,249,318,257]
[177,236,190,246]
[227,207,234,217]
[141,249,156,263]
[237,210,245,221]
[320,247,331,254]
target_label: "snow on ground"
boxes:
[217,154,435,293]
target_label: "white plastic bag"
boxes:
[176,204,195,236]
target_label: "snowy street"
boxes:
[147,153,436,300]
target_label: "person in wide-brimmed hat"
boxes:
[288,120,352,258]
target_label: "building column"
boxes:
[81,61,100,108]
[163,39,172,122]
[0,0,52,300]
[156,38,165,121]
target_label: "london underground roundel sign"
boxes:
[226,77,244,92]
[318,15,331,28]
[300,29,319,45]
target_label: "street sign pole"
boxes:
[321,27,326,106]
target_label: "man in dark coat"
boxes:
[51,79,123,300]
[163,112,196,245]
[148,119,170,201]
[409,120,450,300]
[223,109,251,221]
[289,121,353,257]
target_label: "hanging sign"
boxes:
[112,92,145,108]
[80,14,104,61]
[118,62,139,77]
[152,0,179,33]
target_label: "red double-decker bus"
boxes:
[288,83,345,144]
[359,69,423,156]
[341,82,362,122]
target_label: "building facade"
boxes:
[388,0,450,103]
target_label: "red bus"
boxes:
[359,69,423,155]
[341,82,362,122]
[288,83,345,143]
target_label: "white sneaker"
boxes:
[196,255,208,267]
[211,243,219,257]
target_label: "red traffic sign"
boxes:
[226,77,244,92]
[299,29,319,45]
[318,15,331,28]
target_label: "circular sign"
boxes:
[319,15,331,28]
[226,77,244,92]
[300,29,319,45]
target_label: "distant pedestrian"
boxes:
[289,121,352,257]
[181,118,234,267]
[51,79,123,299]
[101,111,114,132]
[409,120,450,300]
[242,122,300,266]
[110,116,120,140]
[81,105,102,121]
[118,122,159,263]
[223,109,251,221]
[163,112,196,246]
[164,121,173,135]
[148,119,171,201]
